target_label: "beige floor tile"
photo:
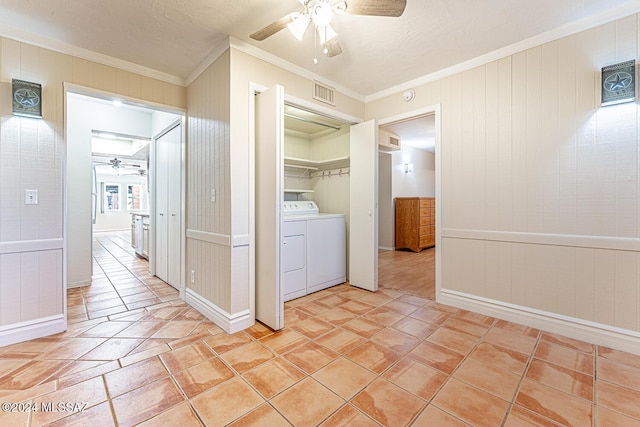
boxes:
[596,406,640,427]
[597,356,640,391]
[191,377,264,426]
[314,328,366,354]
[482,328,538,355]
[392,316,439,339]
[204,331,252,354]
[382,299,420,316]
[151,321,200,339]
[227,403,291,427]
[173,357,235,398]
[314,307,359,326]
[525,358,593,400]
[320,404,379,427]
[468,342,529,375]
[115,321,167,338]
[362,307,405,326]
[220,341,275,373]
[271,377,344,426]
[284,341,339,374]
[352,378,425,427]
[534,341,594,375]
[408,341,464,375]
[104,356,168,398]
[409,306,452,325]
[45,401,116,427]
[598,346,640,369]
[597,380,640,420]
[433,378,510,427]
[159,341,215,374]
[336,300,375,315]
[312,357,376,399]
[540,332,594,354]
[32,376,108,426]
[383,357,448,400]
[290,317,336,339]
[516,379,593,426]
[79,338,145,360]
[111,377,184,427]
[242,357,305,399]
[453,358,521,401]
[504,405,561,427]
[345,341,400,374]
[244,322,275,339]
[259,329,310,354]
[137,401,202,426]
[412,405,470,426]
[341,317,385,339]
[370,327,420,354]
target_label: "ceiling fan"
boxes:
[93,157,142,171]
[250,0,407,62]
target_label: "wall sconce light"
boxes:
[404,163,413,174]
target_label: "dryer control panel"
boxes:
[283,201,319,216]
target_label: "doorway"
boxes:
[65,86,185,322]
[377,108,440,300]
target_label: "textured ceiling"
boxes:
[0,0,638,97]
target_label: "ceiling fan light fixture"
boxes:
[318,24,338,44]
[311,1,333,27]
[287,13,310,40]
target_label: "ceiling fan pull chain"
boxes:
[313,28,318,64]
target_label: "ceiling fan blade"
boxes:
[325,38,342,57]
[250,13,297,41]
[343,0,406,17]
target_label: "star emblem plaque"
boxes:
[12,79,42,118]
[601,60,635,107]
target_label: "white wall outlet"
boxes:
[25,189,38,205]
[190,269,195,284]
[211,189,216,203]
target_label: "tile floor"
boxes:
[1,234,639,426]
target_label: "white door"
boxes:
[349,120,378,291]
[155,132,169,282]
[255,85,285,330]
[166,125,182,287]
[155,123,182,289]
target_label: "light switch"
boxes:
[25,189,38,205]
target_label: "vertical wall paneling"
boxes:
[0,35,185,345]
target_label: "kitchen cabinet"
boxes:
[131,213,150,260]
[395,197,435,252]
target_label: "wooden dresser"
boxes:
[395,197,435,252]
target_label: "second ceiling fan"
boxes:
[250,0,406,62]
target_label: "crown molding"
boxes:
[366,2,640,102]
[228,36,366,102]
[0,24,185,87]
[184,38,231,86]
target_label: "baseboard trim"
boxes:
[439,290,640,356]
[185,289,253,334]
[66,280,91,289]
[378,246,394,251]
[0,315,66,347]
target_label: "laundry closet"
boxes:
[255,85,378,330]
[281,105,351,301]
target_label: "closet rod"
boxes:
[284,113,341,131]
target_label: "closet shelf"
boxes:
[284,188,315,194]
[283,156,350,171]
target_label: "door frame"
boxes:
[63,83,188,308]
[377,104,442,300]
[247,82,363,322]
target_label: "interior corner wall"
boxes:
[185,49,232,313]
[0,35,185,344]
[365,13,640,342]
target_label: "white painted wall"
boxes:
[66,93,153,287]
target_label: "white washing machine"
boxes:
[282,201,346,301]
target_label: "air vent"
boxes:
[389,136,400,147]
[313,81,336,106]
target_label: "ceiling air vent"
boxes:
[313,81,336,106]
